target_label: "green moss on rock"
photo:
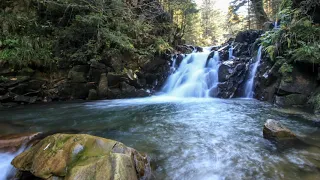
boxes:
[12,134,151,180]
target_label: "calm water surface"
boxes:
[1,97,320,180]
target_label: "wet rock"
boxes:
[255,60,280,102]
[0,93,13,102]
[275,94,308,107]
[8,83,28,95]
[0,87,5,95]
[218,63,234,82]
[308,88,320,115]
[273,108,320,124]
[120,82,136,96]
[108,88,122,99]
[195,46,203,52]
[175,45,193,54]
[70,83,89,99]
[142,57,168,73]
[88,89,98,100]
[235,30,264,44]
[0,102,19,108]
[27,79,46,91]
[278,67,317,96]
[107,73,127,87]
[98,73,108,98]
[88,61,107,83]
[0,76,30,88]
[0,68,15,76]
[13,95,37,104]
[68,65,89,83]
[12,134,151,180]
[175,54,184,67]
[217,60,247,98]
[0,132,41,152]
[263,119,296,140]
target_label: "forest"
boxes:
[1,0,320,180]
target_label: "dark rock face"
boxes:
[278,70,317,95]
[255,59,279,102]
[88,61,107,83]
[88,89,98,100]
[235,30,264,45]
[217,60,248,98]
[293,0,320,24]
[275,94,309,107]
[98,73,108,98]
[68,65,89,83]
[0,53,170,106]
[256,62,318,108]
[263,119,296,140]
[213,30,264,98]
[175,45,193,54]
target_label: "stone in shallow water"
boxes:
[263,119,296,140]
[12,134,151,180]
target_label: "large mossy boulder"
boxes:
[12,134,151,180]
[263,119,296,140]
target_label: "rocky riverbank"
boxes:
[0,54,171,108]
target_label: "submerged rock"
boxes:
[12,134,151,180]
[273,108,320,124]
[263,119,296,140]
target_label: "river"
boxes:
[1,97,320,179]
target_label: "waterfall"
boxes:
[228,45,234,60]
[244,46,263,98]
[162,48,220,97]
[0,146,26,180]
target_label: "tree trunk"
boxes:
[251,0,269,29]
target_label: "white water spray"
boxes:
[0,146,26,180]
[244,46,263,98]
[162,48,220,97]
[229,46,234,60]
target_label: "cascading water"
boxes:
[162,48,220,97]
[244,46,263,98]
[228,45,234,60]
[0,146,26,180]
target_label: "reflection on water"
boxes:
[0,97,320,179]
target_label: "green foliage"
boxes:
[154,38,173,54]
[0,0,173,71]
[0,36,54,69]
[260,0,320,64]
[278,62,293,82]
[0,76,9,82]
[260,0,320,83]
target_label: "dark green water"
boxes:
[1,97,320,179]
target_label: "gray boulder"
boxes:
[98,73,108,98]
